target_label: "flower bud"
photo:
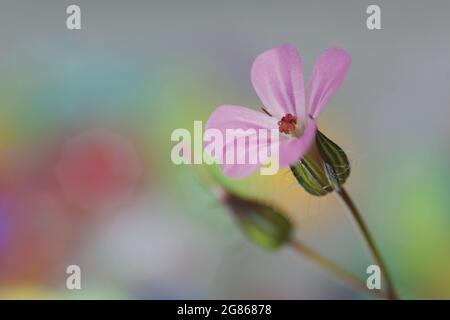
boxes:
[290,130,350,196]
[221,191,292,250]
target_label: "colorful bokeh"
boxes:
[0,0,449,299]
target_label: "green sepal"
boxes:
[316,130,351,191]
[290,129,351,196]
[290,155,332,196]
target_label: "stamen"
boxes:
[278,113,298,135]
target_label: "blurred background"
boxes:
[0,0,449,299]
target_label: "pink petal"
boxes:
[206,105,278,132]
[251,44,306,120]
[279,120,317,166]
[307,48,351,120]
[205,105,278,179]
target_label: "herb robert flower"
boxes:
[205,44,351,194]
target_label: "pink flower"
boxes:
[206,44,351,178]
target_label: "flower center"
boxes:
[278,113,298,136]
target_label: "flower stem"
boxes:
[337,187,398,300]
[289,239,386,299]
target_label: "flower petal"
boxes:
[279,120,317,166]
[307,48,351,120]
[205,105,278,132]
[251,44,306,119]
[205,105,278,179]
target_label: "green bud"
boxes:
[290,130,351,196]
[224,192,292,250]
